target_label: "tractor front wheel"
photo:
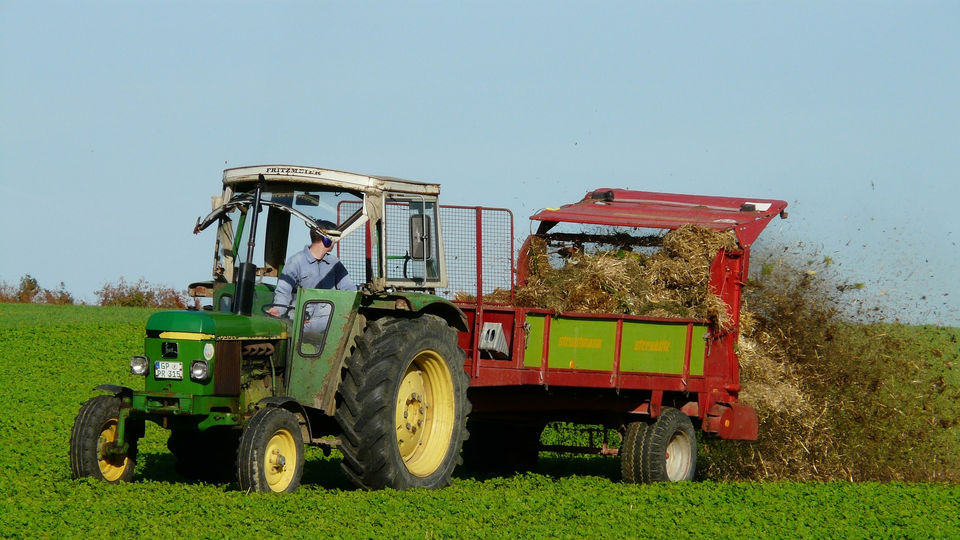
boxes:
[335,314,470,490]
[69,395,139,483]
[236,407,305,493]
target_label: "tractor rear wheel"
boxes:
[335,314,470,490]
[236,407,305,493]
[638,407,697,482]
[69,395,139,483]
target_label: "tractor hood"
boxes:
[146,310,288,340]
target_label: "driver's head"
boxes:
[310,219,337,248]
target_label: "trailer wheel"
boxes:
[335,314,470,490]
[639,407,697,482]
[236,407,305,493]
[618,420,649,484]
[69,395,138,483]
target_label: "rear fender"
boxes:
[703,402,758,440]
[416,299,468,332]
[361,294,468,332]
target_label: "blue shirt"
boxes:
[273,245,355,307]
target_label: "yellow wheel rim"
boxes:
[264,428,297,491]
[96,419,129,482]
[394,350,455,477]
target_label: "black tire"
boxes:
[335,314,470,490]
[168,428,240,483]
[619,420,650,484]
[639,407,697,482]
[69,395,138,483]
[236,407,305,493]
[462,419,542,474]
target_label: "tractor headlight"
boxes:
[190,360,210,382]
[130,355,149,376]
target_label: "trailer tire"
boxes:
[335,314,470,490]
[236,407,305,493]
[619,420,649,484]
[69,395,138,483]
[640,407,697,482]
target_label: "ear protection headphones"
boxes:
[321,236,333,248]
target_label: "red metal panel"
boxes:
[540,314,552,387]
[682,323,693,389]
[531,188,787,248]
[612,319,623,390]
[703,403,758,440]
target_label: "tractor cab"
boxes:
[193,165,450,303]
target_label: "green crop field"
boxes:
[1,304,957,538]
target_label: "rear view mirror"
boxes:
[409,214,432,260]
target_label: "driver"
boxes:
[267,219,355,318]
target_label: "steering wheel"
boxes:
[261,303,293,318]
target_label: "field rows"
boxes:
[0,304,957,538]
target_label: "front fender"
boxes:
[95,384,133,399]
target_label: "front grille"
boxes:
[214,341,242,395]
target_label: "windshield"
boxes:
[210,188,364,285]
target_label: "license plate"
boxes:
[155,361,183,380]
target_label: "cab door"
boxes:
[285,288,362,412]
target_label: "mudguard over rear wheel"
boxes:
[69,395,139,483]
[335,314,470,490]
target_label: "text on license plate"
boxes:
[155,361,183,380]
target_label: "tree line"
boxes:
[0,274,193,308]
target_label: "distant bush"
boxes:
[95,278,194,309]
[0,274,75,305]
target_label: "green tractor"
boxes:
[70,165,471,492]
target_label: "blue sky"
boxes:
[1,1,957,324]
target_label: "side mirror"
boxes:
[409,214,432,260]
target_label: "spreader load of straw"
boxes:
[515,225,738,329]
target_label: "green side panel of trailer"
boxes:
[524,315,545,368]
[619,322,706,375]
[522,315,616,371]
[547,317,618,370]
[523,314,708,376]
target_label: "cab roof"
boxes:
[222,165,440,196]
[532,188,788,248]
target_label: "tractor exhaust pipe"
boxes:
[233,176,265,317]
